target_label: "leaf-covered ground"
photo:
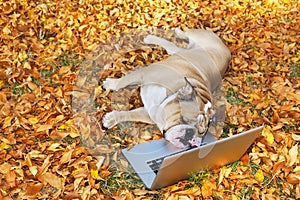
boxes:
[0,0,299,199]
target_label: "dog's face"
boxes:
[163,78,213,148]
[164,125,202,149]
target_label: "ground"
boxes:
[0,0,299,199]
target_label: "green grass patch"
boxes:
[239,186,254,200]
[40,68,55,79]
[52,52,83,71]
[11,82,26,95]
[99,171,144,196]
[289,63,299,82]
[185,170,212,188]
[226,87,246,106]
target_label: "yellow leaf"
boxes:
[3,116,13,128]
[0,142,11,149]
[232,194,240,200]
[255,169,264,182]
[57,124,69,131]
[3,26,11,34]
[24,62,31,69]
[246,93,260,102]
[170,184,181,192]
[28,117,39,125]
[90,169,98,179]
[93,85,102,100]
[0,80,5,88]
[261,126,274,145]
[87,43,98,51]
[288,143,298,167]
[65,119,74,125]
[292,57,299,63]
[288,42,296,49]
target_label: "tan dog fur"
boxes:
[102,28,231,148]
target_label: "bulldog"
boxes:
[102,28,231,148]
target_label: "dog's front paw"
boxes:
[102,78,119,91]
[102,111,118,129]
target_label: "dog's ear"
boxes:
[178,78,195,101]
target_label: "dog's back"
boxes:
[179,29,231,79]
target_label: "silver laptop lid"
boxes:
[151,126,263,189]
[122,126,263,189]
[122,132,217,188]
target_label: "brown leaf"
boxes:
[286,173,300,184]
[36,124,53,132]
[26,182,44,196]
[60,149,74,165]
[5,170,17,188]
[40,172,64,190]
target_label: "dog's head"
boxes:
[163,78,214,148]
[164,125,202,149]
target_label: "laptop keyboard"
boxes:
[145,143,207,174]
[146,157,164,174]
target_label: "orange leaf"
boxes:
[201,179,216,198]
[6,170,17,188]
[26,182,44,196]
[0,163,11,174]
[40,172,64,190]
[59,149,74,165]
[36,124,53,132]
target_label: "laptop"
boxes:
[122,125,263,189]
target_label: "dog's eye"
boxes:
[186,128,195,137]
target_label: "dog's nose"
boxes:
[186,128,195,137]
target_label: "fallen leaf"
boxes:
[261,126,274,145]
[26,182,44,196]
[255,169,264,183]
[6,170,17,188]
[59,149,74,165]
[292,134,300,141]
[40,172,64,190]
[288,143,298,167]
[28,117,39,125]
[201,179,216,198]
[29,166,38,177]
[0,162,11,174]
[90,169,99,179]
[36,124,53,132]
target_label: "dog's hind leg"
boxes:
[144,35,184,55]
[102,107,154,129]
